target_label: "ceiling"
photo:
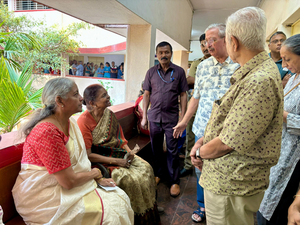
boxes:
[190,0,262,41]
[34,0,262,57]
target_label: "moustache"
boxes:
[208,47,214,52]
[161,57,168,60]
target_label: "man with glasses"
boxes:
[191,7,283,224]
[268,31,292,87]
[173,23,239,223]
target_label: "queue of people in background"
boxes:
[69,60,125,79]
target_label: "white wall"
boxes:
[189,40,203,61]
[260,0,300,38]
[32,75,126,105]
[15,10,126,48]
[117,0,193,50]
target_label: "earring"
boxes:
[62,105,64,108]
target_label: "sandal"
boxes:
[191,208,205,223]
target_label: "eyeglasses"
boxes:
[204,37,224,46]
[270,39,285,44]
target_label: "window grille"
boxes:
[14,0,50,10]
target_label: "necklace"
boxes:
[53,114,69,136]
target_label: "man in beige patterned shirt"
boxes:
[190,7,284,225]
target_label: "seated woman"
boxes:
[13,78,134,225]
[77,84,160,225]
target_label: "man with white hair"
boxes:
[173,23,239,222]
[190,7,284,224]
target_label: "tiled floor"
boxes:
[157,168,206,225]
[156,158,258,225]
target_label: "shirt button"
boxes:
[218,85,221,87]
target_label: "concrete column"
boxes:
[125,24,156,102]
[172,50,189,74]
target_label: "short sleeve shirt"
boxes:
[200,51,284,196]
[188,57,206,78]
[22,122,71,174]
[192,56,240,138]
[268,53,293,79]
[143,62,189,123]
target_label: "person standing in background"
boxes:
[110,61,118,78]
[268,31,293,88]
[104,62,111,78]
[142,41,189,198]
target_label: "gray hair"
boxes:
[205,23,226,38]
[21,77,75,137]
[226,7,267,51]
[282,34,300,56]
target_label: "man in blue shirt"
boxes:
[76,61,84,76]
[268,31,292,88]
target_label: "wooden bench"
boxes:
[0,102,152,224]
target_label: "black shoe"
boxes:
[180,168,192,177]
[157,206,164,214]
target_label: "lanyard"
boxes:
[157,69,174,83]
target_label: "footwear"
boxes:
[157,206,164,214]
[191,208,205,223]
[170,184,180,197]
[155,177,160,185]
[180,168,193,177]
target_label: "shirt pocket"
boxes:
[168,79,180,93]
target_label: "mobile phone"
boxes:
[196,148,201,158]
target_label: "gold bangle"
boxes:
[98,178,105,182]
[95,168,102,179]
[294,195,300,199]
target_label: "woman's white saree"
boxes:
[12,118,134,225]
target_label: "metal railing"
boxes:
[14,0,50,10]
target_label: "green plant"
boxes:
[0,58,43,133]
[0,2,89,72]
[98,80,115,105]
[0,20,43,134]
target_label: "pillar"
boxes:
[125,24,156,102]
[172,50,189,74]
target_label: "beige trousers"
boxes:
[204,189,264,225]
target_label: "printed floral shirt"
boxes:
[192,56,240,138]
[200,51,284,196]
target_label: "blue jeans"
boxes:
[195,136,205,208]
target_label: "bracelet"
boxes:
[294,195,300,199]
[95,168,102,179]
[98,178,105,182]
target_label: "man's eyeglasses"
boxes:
[204,37,224,46]
[270,39,285,44]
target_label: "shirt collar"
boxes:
[231,51,270,84]
[211,56,233,66]
[157,62,175,71]
[268,52,282,63]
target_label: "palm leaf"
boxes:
[0,80,31,133]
